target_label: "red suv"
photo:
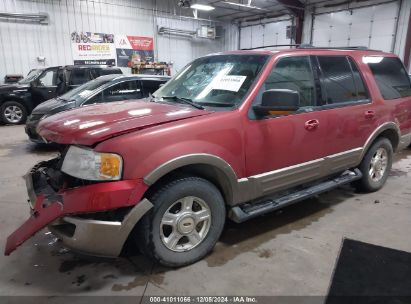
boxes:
[5,48,411,267]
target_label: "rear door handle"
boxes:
[305,119,319,131]
[364,110,375,119]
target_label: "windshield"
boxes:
[153,54,269,108]
[18,69,42,84]
[58,76,114,103]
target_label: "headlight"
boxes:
[61,146,123,181]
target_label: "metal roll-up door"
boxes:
[311,1,400,52]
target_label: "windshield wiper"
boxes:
[160,96,205,110]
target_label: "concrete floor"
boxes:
[0,125,410,297]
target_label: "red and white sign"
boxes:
[115,35,154,51]
[115,35,155,67]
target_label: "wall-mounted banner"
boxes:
[115,35,154,67]
[71,31,116,65]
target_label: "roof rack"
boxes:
[241,44,381,52]
[241,44,299,50]
[297,44,379,51]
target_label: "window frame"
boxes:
[315,55,371,109]
[248,55,323,120]
[36,68,58,87]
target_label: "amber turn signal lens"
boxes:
[100,153,121,178]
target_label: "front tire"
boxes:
[136,177,226,267]
[354,138,393,192]
[1,101,27,124]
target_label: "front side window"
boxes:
[37,69,56,87]
[366,57,411,100]
[318,56,367,104]
[143,80,165,96]
[259,56,317,108]
[153,54,269,109]
[59,76,114,103]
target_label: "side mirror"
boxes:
[253,89,300,116]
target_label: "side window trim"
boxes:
[309,55,325,107]
[315,55,371,109]
[346,56,371,103]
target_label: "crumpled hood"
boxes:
[32,98,75,115]
[37,99,211,145]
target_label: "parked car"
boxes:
[0,65,122,125]
[5,48,411,267]
[25,74,170,143]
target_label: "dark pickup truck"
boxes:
[0,65,122,125]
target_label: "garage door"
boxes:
[311,1,400,52]
[240,19,293,49]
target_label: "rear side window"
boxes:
[70,69,90,85]
[367,57,411,100]
[318,56,368,104]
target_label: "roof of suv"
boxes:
[214,47,396,58]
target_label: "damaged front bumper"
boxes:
[5,158,151,257]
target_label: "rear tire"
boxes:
[0,101,27,124]
[136,177,226,267]
[353,138,393,192]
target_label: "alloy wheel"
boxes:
[4,105,23,123]
[160,196,211,252]
[369,147,388,182]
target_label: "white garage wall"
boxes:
[302,0,411,69]
[240,19,293,49]
[0,0,239,82]
[311,1,400,52]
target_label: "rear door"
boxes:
[315,55,377,171]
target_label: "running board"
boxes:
[229,169,362,223]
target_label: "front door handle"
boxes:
[364,110,375,119]
[305,119,319,131]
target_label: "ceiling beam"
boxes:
[275,0,304,16]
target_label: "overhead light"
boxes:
[191,3,215,11]
[223,1,267,11]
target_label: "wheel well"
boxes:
[0,99,29,112]
[376,129,399,151]
[144,164,234,205]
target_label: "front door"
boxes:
[244,55,329,195]
[31,68,58,106]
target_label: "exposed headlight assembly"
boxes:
[61,146,122,181]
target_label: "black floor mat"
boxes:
[326,238,411,304]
